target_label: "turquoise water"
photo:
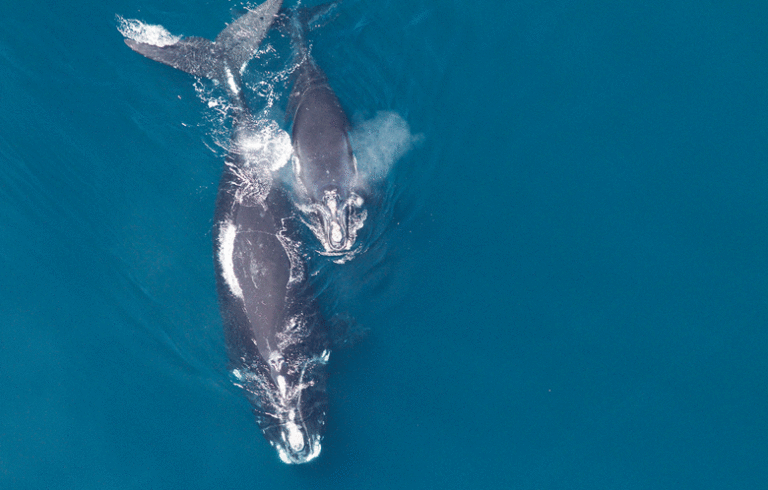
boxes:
[2,0,768,488]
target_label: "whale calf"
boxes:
[285,7,367,255]
[122,0,330,464]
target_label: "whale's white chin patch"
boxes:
[116,16,181,47]
[285,421,305,451]
[275,437,322,464]
[218,219,243,299]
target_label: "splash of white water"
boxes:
[116,16,181,47]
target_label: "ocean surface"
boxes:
[2,0,767,488]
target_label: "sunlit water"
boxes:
[2,1,768,489]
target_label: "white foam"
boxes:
[116,16,181,47]
[239,120,293,172]
[350,111,423,182]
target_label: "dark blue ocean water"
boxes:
[2,0,768,488]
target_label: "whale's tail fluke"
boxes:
[124,36,221,79]
[277,1,340,58]
[122,0,283,101]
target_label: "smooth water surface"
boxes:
[1,1,767,488]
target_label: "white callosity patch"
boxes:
[268,351,284,372]
[299,194,367,264]
[325,194,343,245]
[350,111,423,182]
[283,410,306,453]
[217,220,243,299]
[330,221,342,244]
[116,16,181,47]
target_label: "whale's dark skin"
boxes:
[123,0,330,464]
[286,10,367,254]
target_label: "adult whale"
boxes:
[123,0,331,464]
[285,7,367,255]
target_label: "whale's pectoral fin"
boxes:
[125,37,220,80]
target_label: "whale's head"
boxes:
[292,142,367,255]
[306,185,366,254]
[262,363,328,464]
[235,350,330,464]
[261,397,326,464]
